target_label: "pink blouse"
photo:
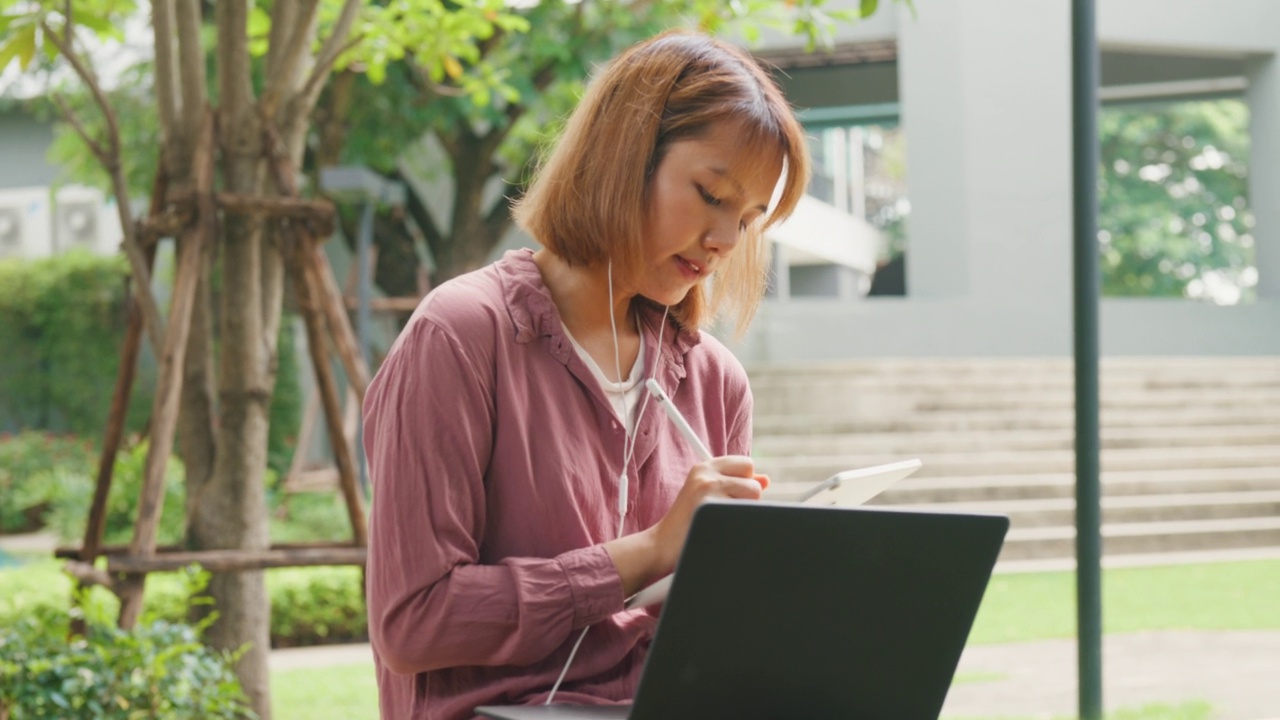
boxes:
[363,250,753,719]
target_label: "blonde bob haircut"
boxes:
[513,30,810,334]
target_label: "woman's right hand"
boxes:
[647,455,769,577]
[605,455,768,598]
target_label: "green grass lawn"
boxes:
[948,700,1213,720]
[267,560,1279,720]
[272,663,380,720]
[969,558,1280,644]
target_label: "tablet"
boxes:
[784,458,923,507]
[626,459,922,610]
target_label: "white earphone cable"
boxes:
[546,261,669,706]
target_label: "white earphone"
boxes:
[547,259,670,705]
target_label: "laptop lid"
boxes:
[479,502,1007,720]
[628,501,1009,720]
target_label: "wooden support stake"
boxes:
[72,160,170,639]
[118,111,216,629]
[108,546,367,574]
[58,540,361,560]
[260,125,370,406]
[308,244,371,404]
[291,240,368,547]
[82,249,155,565]
[64,560,118,592]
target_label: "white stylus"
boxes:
[645,379,713,461]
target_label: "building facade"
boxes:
[739,0,1280,361]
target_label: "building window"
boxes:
[782,106,909,299]
[1099,97,1255,304]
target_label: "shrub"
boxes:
[0,560,367,650]
[0,574,254,719]
[266,566,367,648]
[40,437,187,546]
[0,252,149,437]
[0,432,186,544]
[0,432,97,534]
[0,251,304,490]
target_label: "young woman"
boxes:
[363,30,810,720]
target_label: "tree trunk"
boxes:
[185,4,275,717]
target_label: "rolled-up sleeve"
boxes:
[363,319,624,676]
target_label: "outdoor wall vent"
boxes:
[0,188,54,259]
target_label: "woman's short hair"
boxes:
[513,30,811,334]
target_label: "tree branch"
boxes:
[391,168,445,254]
[40,21,121,160]
[480,60,557,160]
[49,93,108,162]
[296,0,361,112]
[216,1,255,129]
[434,125,463,165]
[264,0,299,76]
[482,188,517,244]
[150,0,179,146]
[262,0,321,120]
[174,0,207,150]
[43,23,165,359]
[63,560,118,593]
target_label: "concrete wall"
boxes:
[0,109,59,190]
[734,0,1280,362]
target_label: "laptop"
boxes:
[477,501,1009,720]
[626,458,925,611]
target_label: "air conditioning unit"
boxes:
[0,187,54,260]
[54,185,115,255]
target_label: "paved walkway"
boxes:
[268,631,1280,719]
[942,629,1280,719]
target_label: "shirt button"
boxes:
[610,420,618,430]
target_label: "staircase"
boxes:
[748,357,1280,572]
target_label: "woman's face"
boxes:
[635,121,783,307]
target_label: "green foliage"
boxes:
[353,0,876,171]
[0,252,150,436]
[42,63,160,197]
[268,493,354,545]
[0,571,254,720]
[40,437,188,546]
[267,317,303,479]
[0,559,368,649]
[266,566,367,648]
[349,0,530,91]
[0,250,303,500]
[1099,98,1255,302]
[0,431,96,533]
[0,2,136,73]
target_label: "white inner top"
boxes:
[562,323,646,436]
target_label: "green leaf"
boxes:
[73,12,119,40]
[12,22,35,70]
[860,0,879,18]
[0,36,22,71]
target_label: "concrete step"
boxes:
[752,424,1280,456]
[752,387,1280,416]
[749,369,1280,392]
[748,358,1280,565]
[755,445,1280,483]
[995,516,1280,561]
[994,545,1280,573]
[885,490,1280,528]
[748,357,1280,383]
[861,465,1280,503]
[753,406,1280,434]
